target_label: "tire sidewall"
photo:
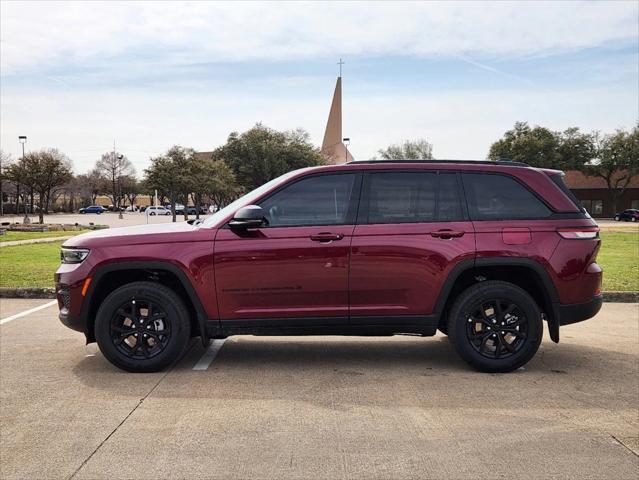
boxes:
[95,282,190,372]
[448,282,543,373]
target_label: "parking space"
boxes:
[1,300,637,479]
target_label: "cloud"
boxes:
[1,1,637,74]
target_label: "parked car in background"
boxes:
[613,209,639,222]
[57,160,602,374]
[208,205,219,213]
[125,205,139,213]
[145,206,171,216]
[79,205,106,214]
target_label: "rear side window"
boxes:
[550,173,584,212]
[364,171,463,223]
[462,173,552,220]
[259,173,356,227]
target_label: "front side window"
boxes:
[259,173,356,227]
[364,171,463,224]
[462,173,552,220]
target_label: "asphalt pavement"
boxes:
[0,299,637,479]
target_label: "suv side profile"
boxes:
[56,161,602,373]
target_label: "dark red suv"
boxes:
[56,160,602,373]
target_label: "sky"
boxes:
[1,0,638,175]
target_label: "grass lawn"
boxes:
[0,230,89,242]
[0,232,637,291]
[0,241,64,288]
[598,232,639,292]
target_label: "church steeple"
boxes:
[321,59,353,164]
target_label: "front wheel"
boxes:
[632,217,637,222]
[447,281,542,373]
[614,216,620,221]
[94,281,191,372]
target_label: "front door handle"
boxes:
[310,232,344,243]
[431,229,465,239]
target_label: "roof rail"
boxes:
[345,159,530,167]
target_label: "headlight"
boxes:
[60,247,90,264]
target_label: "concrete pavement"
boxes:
[0,300,637,479]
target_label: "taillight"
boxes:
[557,227,599,239]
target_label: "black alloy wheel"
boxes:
[465,299,528,359]
[448,280,542,373]
[95,281,191,372]
[110,298,171,360]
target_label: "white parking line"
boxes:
[0,300,58,325]
[193,339,226,371]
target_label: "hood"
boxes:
[63,222,216,248]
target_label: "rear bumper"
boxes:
[558,295,603,326]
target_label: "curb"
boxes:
[1,288,637,303]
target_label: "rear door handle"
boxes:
[431,229,465,239]
[310,232,344,243]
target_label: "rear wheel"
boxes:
[614,215,620,221]
[95,281,191,372]
[447,281,542,373]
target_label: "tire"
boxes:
[632,217,637,222]
[614,216,620,221]
[447,281,543,373]
[150,212,156,216]
[94,281,191,372]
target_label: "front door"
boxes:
[214,172,361,326]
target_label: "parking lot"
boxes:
[0,300,637,479]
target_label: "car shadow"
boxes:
[71,335,637,411]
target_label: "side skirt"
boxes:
[205,315,439,338]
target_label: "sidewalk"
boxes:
[0,236,75,248]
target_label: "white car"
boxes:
[145,206,171,216]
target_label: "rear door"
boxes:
[349,170,475,324]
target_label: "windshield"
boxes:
[201,170,301,228]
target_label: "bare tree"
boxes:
[20,149,73,223]
[0,150,12,217]
[94,151,135,211]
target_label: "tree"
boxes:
[213,124,325,192]
[488,122,563,168]
[20,149,73,223]
[190,159,239,218]
[120,175,139,209]
[377,139,434,160]
[144,146,194,222]
[585,126,639,212]
[0,150,12,216]
[94,151,135,210]
[488,122,598,170]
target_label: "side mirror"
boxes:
[229,205,266,230]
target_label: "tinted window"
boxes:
[462,173,552,220]
[259,173,355,227]
[365,172,463,223]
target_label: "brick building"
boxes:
[563,170,639,218]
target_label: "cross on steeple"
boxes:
[337,58,344,77]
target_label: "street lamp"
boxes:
[343,137,350,163]
[116,153,124,219]
[18,136,30,224]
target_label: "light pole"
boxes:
[343,137,350,163]
[18,136,30,224]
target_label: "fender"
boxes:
[82,261,210,346]
[434,257,561,342]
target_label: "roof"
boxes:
[347,159,529,167]
[193,151,214,161]
[563,170,639,189]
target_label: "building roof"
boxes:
[194,151,214,161]
[563,170,639,189]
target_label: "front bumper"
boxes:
[558,294,603,326]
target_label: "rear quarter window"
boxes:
[462,173,552,220]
